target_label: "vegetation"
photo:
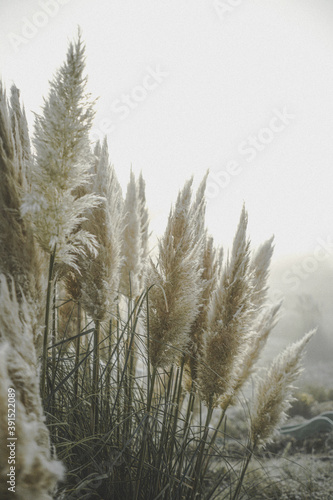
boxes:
[0,32,322,500]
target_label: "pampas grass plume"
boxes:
[0,83,44,343]
[0,276,64,499]
[198,206,252,406]
[221,301,282,409]
[21,33,101,270]
[147,178,203,368]
[79,137,123,321]
[120,170,142,298]
[250,329,315,449]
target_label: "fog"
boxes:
[264,255,333,385]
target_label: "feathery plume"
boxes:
[9,84,31,188]
[146,178,203,368]
[93,139,102,162]
[138,172,149,262]
[221,301,281,409]
[183,173,210,374]
[0,83,43,342]
[198,205,253,407]
[185,233,221,384]
[120,170,142,298]
[0,276,64,499]
[79,137,123,321]
[250,235,274,310]
[218,237,276,408]
[137,172,150,289]
[250,330,315,448]
[190,171,208,243]
[21,33,100,270]
[63,140,105,302]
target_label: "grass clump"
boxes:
[0,31,318,500]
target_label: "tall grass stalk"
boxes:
[187,402,214,500]
[91,319,100,433]
[73,301,82,404]
[105,318,113,418]
[51,281,57,380]
[231,442,253,500]
[41,247,56,397]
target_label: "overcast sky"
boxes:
[1,0,333,260]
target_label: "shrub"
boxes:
[289,392,315,418]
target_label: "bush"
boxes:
[289,392,315,418]
[304,385,333,403]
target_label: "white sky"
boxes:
[1,0,333,260]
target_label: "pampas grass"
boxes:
[121,170,143,298]
[185,233,222,385]
[250,330,316,449]
[138,172,149,278]
[21,34,100,270]
[146,178,204,368]
[0,83,44,344]
[0,32,317,500]
[77,136,123,432]
[226,301,282,409]
[21,33,102,396]
[249,235,275,309]
[79,137,123,321]
[198,205,253,407]
[0,276,64,500]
